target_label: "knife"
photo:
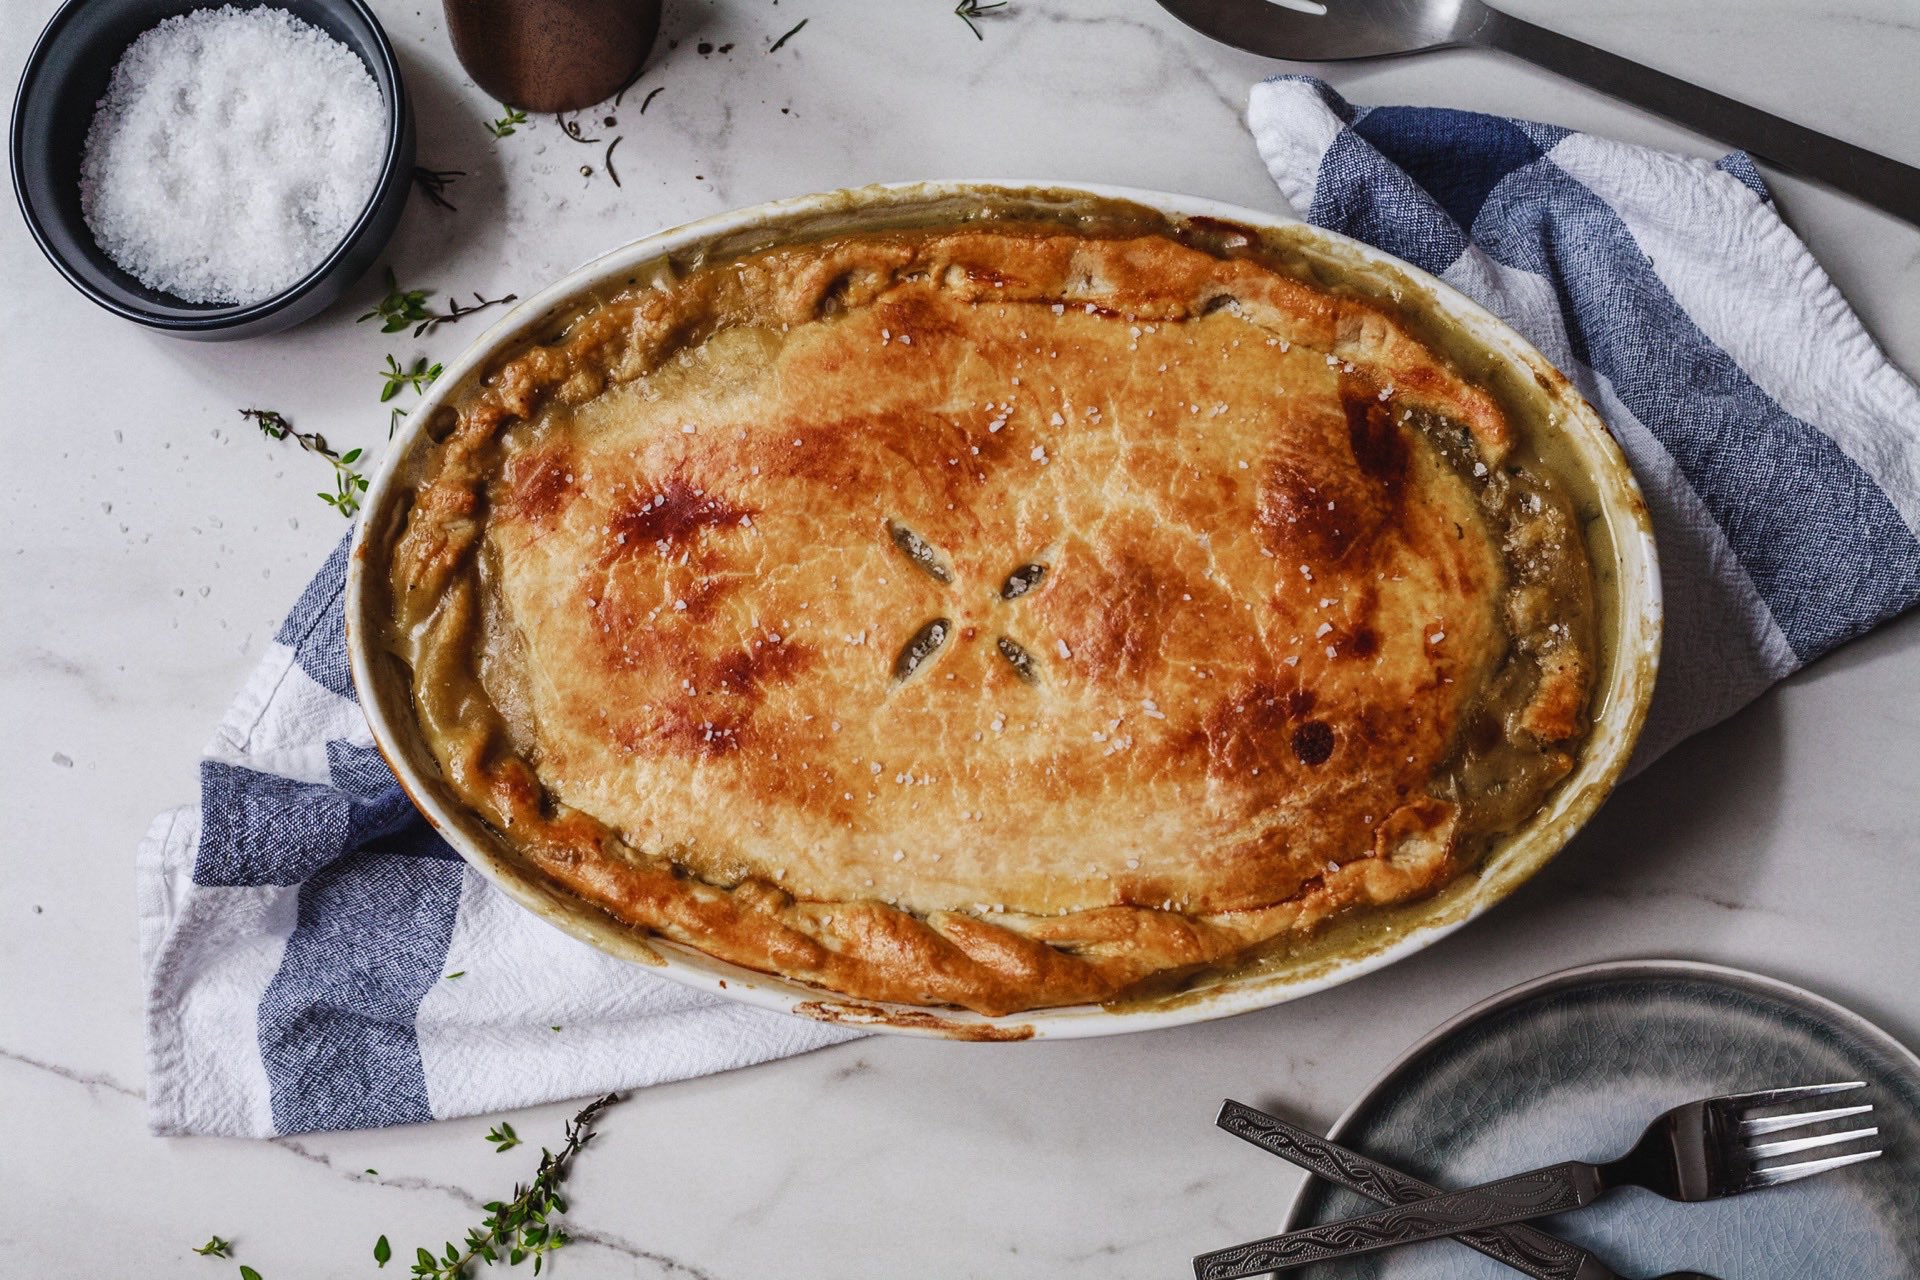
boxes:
[1212,1099,1617,1280]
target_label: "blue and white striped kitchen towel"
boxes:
[1250,77,1920,761]
[137,538,859,1137]
[138,80,1920,1137]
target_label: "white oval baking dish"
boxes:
[346,181,1662,1040]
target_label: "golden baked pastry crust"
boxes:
[385,221,1595,1016]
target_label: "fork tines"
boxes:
[1733,1080,1884,1190]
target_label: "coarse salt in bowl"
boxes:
[10,0,414,340]
[79,5,387,306]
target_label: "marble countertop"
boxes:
[4,1,1918,1275]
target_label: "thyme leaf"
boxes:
[192,1236,233,1258]
[378,355,442,403]
[242,409,369,518]
[359,267,434,333]
[486,106,528,139]
[486,1122,521,1153]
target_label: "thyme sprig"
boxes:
[242,409,368,518]
[192,1236,233,1257]
[417,292,519,338]
[954,0,1008,39]
[401,1094,620,1278]
[413,167,466,211]
[379,355,443,403]
[487,106,528,139]
[364,271,519,338]
[486,1122,522,1153]
[360,267,433,333]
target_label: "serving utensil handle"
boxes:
[1473,9,1920,226]
[1192,1159,1602,1278]
[1214,1101,1615,1280]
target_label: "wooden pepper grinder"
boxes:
[443,0,662,114]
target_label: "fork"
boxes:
[1214,1100,1717,1280]
[1195,1082,1881,1279]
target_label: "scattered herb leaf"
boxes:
[487,106,528,139]
[486,1122,521,1153]
[379,356,443,403]
[243,409,369,518]
[240,1268,264,1280]
[360,267,435,333]
[445,971,466,980]
[193,1236,233,1258]
[402,1094,619,1279]
[389,406,408,438]
[375,1235,392,1267]
[363,270,516,339]
[413,167,466,211]
[768,18,807,52]
[640,86,664,113]
[954,0,1008,39]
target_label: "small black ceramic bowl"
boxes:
[10,0,414,340]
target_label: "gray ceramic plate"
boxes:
[1282,961,1920,1279]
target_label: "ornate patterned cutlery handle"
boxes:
[1215,1101,1612,1280]
[1193,1159,1603,1279]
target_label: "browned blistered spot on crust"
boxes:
[602,477,751,564]
[654,708,748,757]
[502,446,577,525]
[1192,681,1314,778]
[875,294,964,343]
[1290,720,1335,765]
[607,641,813,760]
[1342,381,1409,493]
[1039,548,1176,683]
[1255,398,1405,567]
[710,638,813,701]
[792,1002,1036,1039]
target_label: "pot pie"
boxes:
[383,214,1597,1017]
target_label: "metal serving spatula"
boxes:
[1156,0,1920,225]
